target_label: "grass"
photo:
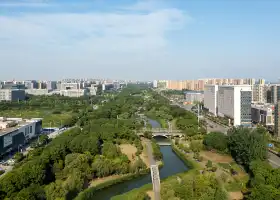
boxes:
[218,163,231,170]
[0,109,72,127]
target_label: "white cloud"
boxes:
[0,1,191,79]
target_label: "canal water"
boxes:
[92,119,189,200]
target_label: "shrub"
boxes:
[206,160,212,168]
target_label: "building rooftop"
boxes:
[0,118,42,136]
[251,103,275,111]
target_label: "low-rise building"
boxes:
[251,103,274,126]
[0,118,42,155]
[60,89,89,97]
[25,89,51,96]
[0,89,25,101]
[184,91,204,104]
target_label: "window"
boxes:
[30,126,32,133]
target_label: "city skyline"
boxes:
[0,0,280,80]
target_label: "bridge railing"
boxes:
[142,128,182,133]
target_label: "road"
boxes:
[172,102,229,134]
[268,152,280,168]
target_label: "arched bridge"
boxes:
[138,128,184,138]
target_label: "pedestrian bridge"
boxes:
[151,164,160,200]
[138,128,184,138]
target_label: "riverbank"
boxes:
[111,144,194,200]
[75,169,150,200]
[145,113,168,128]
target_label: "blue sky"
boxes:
[0,0,280,81]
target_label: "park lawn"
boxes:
[0,109,72,128]
[119,144,138,164]
[200,151,233,163]
[140,139,150,167]
[171,119,177,129]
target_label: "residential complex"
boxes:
[252,84,268,103]
[156,78,257,91]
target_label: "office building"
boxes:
[217,85,252,127]
[0,89,25,101]
[204,85,219,116]
[2,83,25,90]
[47,81,57,90]
[60,89,89,97]
[25,89,51,96]
[0,118,42,155]
[153,80,158,88]
[184,91,204,104]
[61,82,81,90]
[251,103,274,126]
[275,101,280,137]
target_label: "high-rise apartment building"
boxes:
[204,85,219,116]
[252,84,268,103]
[275,101,280,137]
[217,85,252,126]
[271,84,280,104]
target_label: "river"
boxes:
[92,119,189,200]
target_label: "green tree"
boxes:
[14,152,24,163]
[248,184,280,200]
[45,180,67,200]
[144,131,152,139]
[228,127,268,167]
[203,132,228,152]
[102,142,121,159]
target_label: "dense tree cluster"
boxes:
[0,86,149,199]
[203,127,275,198]
[144,92,202,136]
[203,132,228,152]
[227,127,268,168]
[160,173,228,200]
[151,139,163,161]
[248,160,280,200]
